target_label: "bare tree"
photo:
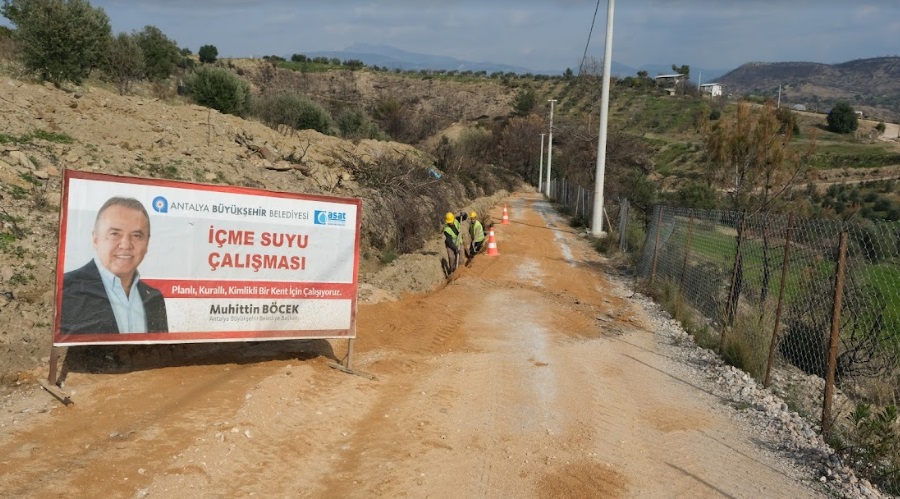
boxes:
[497,114,544,182]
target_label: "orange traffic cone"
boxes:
[486,226,499,256]
[501,204,510,225]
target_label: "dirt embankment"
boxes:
[0,75,512,383]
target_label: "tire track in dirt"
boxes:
[514,193,824,498]
[150,365,377,497]
[0,362,281,497]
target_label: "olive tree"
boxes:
[198,44,217,64]
[184,66,250,116]
[134,25,180,81]
[1,0,111,85]
[826,101,859,134]
[103,32,144,95]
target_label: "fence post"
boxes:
[764,212,794,388]
[677,210,695,311]
[822,230,848,438]
[720,215,746,354]
[575,186,581,217]
[650,206,663,284]
[619,199,629,251]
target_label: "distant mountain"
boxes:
[296,43,731,80]
[716,57,900,119]
[301,43,546,75]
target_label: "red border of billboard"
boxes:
[53,170,362,346]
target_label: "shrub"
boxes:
[1,0,112,85]
[198,44,217,64]
[667,181,719,210]
[184,66,250,116]
[827,102,859,134]
[341,58,364,70]
[843,404,900,494]
[775,106,800,135]
[252,93,333,134]
[336,107,386,140]
[512,87,536,116]
[722,313,771,380]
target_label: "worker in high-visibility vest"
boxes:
[443,212,462,275]
[466,211,486,263]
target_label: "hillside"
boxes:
[717,57,900,121]
[0,73,517,382]
[231,58,517,145]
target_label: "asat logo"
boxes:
[314,210,347,226]
[152,196,169,213]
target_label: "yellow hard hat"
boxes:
[470,211,477,219]
[445,212,455,223]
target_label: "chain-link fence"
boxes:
[634,205,900,438]
[543,179,650,254]
[545,178,595,224]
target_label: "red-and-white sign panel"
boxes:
[53,171,361,346]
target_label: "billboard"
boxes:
[53,171,361,346]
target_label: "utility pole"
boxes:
[591,0,614,237]
[538,133,545,192]
[777,85,782,108]
[545,99,557,197]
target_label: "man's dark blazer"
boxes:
[60,260,168,334]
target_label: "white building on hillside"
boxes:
[655,74,684,96]
[699,83,723,97]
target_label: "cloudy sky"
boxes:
[5,1,899,73]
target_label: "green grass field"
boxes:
[658,216,900,334]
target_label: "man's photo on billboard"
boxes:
[60,196,168,334]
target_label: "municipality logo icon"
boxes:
[314,210,347,226]
[152,196,169,213]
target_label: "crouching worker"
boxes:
[443,211,462,275]
[466,211,485,265]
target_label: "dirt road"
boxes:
[0,193,827,498]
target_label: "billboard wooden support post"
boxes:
[48,346,60,386]
[43,346,73,405]
[345,338,354,370]
[327,335,374,380]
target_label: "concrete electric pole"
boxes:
[591,0,614,237]
[545,99,557,197]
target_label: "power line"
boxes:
[579,0,603,76]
